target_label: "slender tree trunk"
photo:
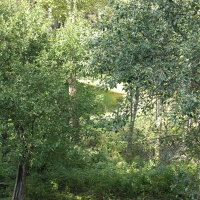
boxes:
[1,132,8,161]
[69,75,79,128]
[68,0,79,128]
[12,125,28,200]
[154,98,163,160]
[126,86,140,162]
[12,162,27,200]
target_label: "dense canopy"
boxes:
[0,0,199,200]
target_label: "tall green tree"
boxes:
[0,1,88,198]
[90,0,200,160]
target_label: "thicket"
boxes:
[0,0,199,200]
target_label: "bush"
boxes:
[26,161,198,200]
[65,163,198,199]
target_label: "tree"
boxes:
[0,2,50,199]
[0,1,78,199]
[90,0,199,161]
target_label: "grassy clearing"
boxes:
[80,83,124,113]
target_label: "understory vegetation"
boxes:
[0,0,199,200]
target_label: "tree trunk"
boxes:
[126,86,140,162]
[1,132,8,161]
[12,162,27,200]
[69,75,80,128]
[154,98,163,160]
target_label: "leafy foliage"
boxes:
[0,0,199,199]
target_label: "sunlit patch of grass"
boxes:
[79,83,124,113]
[101,90,124,112]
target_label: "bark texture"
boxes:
[126,86,140,162]
[12,162,27,200]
